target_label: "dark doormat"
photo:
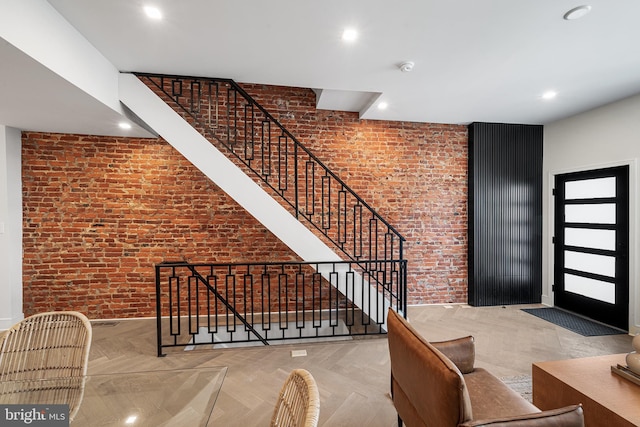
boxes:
[522,308,626,336]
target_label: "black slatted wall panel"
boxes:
[468,122,543,306]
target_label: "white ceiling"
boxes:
[3,0,640,137]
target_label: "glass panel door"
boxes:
[553,166,629,330]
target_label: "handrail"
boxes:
[135,73,405,265]
[155,259,407,354]
[227,79,404,238]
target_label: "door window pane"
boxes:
[564,274,615,304]
[565,204,615,224]
[565,177,615,199]
[564,251,615,277]
[564,228,615,251]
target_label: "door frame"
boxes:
[553,165,629,329]
[546,159,637,333]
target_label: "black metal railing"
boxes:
[136,73,405,266]
[156,260,407,356]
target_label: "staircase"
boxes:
[119,73,406,353]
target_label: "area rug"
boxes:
[500,375,532,403]
[522,308,625,336]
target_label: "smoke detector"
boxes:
[563,5,591,20]
[399,61,415,72]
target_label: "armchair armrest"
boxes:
[432,336,475,374]
[459,405,584,427]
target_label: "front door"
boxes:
[553,166,629,330]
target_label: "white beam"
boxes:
[0,126,23,329]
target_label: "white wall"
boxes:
[0,125,23,329]
[543,93,640,335]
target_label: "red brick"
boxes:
[22,83,468,318]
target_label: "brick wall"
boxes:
[21,133,300,318]
[239,84,469,304]
[21,83,468,318]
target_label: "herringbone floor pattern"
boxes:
[87,304,633,426]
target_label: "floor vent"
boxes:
[91,321,120,327]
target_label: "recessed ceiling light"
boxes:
[541,91,557,100]
[119,122,132,130]
[563,5,591,20]
[378,102,388,110]
[342,28,358,42]
[144,5,162,20]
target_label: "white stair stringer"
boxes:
[118,73,391,330]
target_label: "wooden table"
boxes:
[532,354,640,427]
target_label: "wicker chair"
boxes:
[270,368,320,427]
[0,311,92,421]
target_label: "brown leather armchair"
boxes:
[387,309,584,427]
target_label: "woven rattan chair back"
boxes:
[0,311,92,421]
[270,368,320,427]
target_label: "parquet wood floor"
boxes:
[86,304,633,426]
